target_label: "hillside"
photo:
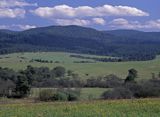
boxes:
[0,52,160,79]
[0,25,160,61]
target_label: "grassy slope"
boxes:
[0,52,160,79]
[0,99,159,117]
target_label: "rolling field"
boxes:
[0,99,159,117]
[0,52,160,79]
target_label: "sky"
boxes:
[0,0,160,31]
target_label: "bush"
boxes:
[53,91,68,101]
[103,79,160,99]
[102,87,133,99]
[38,88,81,102]
[104,75,123,88]
[124,82,141,97]
[67,90,80,101]
[52,66,66,77]
[55,88,80,101]
[135,80,160,98]
[0,79,16,97]
[86,75,123,88]
[125,79,160,98]
[39,89,55,101]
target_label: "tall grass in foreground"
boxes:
[0,98,159,117]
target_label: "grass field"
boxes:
[0,98,159,117]
[0,52,160,79]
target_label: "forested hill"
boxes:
[0,25,160,61]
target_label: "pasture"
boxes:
[0,99,159,117]
[0,52,160,79]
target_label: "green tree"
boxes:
[52,66,66,77]
[24,65,36,84]
[67,70,73,76]
[15,74,30,97]
[125,69,138,83]
[158,72,160,78]
[151,73,156,79]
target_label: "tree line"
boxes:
[0,66,160,100]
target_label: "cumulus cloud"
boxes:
[110,18,129,25]
[31,4,149,19]
[55,19,91,26]
[54,18,106,26]
[146,20,160,29]
[0,8,25,18]
[92,18,106,25]
[0,24,37,30]
[0,0,37,8]
[13,24,37,30]
[0,0,37,18]
[110,18,143,29]
[30,4,149,27]
[110,18,160,29]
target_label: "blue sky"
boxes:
[0,0,160,31]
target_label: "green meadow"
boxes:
[0,52,160,79]
[0,99,159,117]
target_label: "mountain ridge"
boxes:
[0,25,160,61]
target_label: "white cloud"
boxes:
[92,18,106,25]
[145,20,160,29]
[0,25,9,29]
[0,0,37,18]
[54,18,106,26]
[0,8,25,18]
[13,24,37,30]
[110,18,128,25]
[31,4,149,19]
[55,19,91,26]
[110,18,160,29]
[0,0,37,8]
[0,24,37,30]
[110,18,143,29]
[31,4,149,27]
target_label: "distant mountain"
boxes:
[105,29,160,42]
[0,25,160,61]
[105,29,143,36]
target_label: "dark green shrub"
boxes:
[124,79,160,98]
[55,88,80,101]
[53,91,68,101]
[104,74,123,88]
[102,87,133,99]
[86,75,123,88]
[0,79,16,97]
[125,69,138,83]
[52,66,66,77]
[38,88,81,102]
[15,74,31,98]
[124,82,141,97]
[39,89,55,101]
[135,80,160,98]
[67,91,80,101]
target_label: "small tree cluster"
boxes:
[38,88,81,101]
[102,69,160,99]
